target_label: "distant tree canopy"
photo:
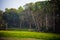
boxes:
[18,6,24,13]
[0,1,60,33]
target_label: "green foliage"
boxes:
[5,8,10,13]
[0,10,3,27]
[5,8,18,13]
[0,10,3,19]
[18,6,24,13]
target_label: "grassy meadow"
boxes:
[0,30,60,40]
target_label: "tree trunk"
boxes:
[46,14,48,31]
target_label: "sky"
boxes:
[0,0,49,11]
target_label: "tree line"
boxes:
[0,0,60,33]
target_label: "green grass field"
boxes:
[0,30,60,40]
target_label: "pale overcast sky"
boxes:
[0,0,49,11]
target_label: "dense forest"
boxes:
[0,0,60,33]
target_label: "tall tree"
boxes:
[0,10,3,29]
[18,6,24,13]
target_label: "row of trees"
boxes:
[0,1,60,33]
